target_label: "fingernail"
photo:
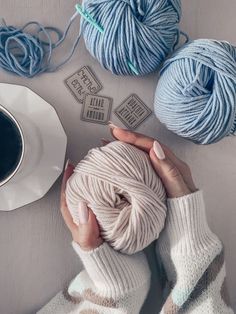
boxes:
[64,159,70,171]
[78,201,89,224]
[153,141,165,160]
[108,121,120,130]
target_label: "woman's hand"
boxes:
[109,124,197,198]
[60,161,103,251]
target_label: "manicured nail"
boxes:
[78,201,89,224]
[108,121,120,130]
[64,159,70,171]
[153,141,165,160]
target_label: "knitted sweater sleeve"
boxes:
[158,191,234,313]
[37,241,151,314]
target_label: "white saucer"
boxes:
[0,83,67,211]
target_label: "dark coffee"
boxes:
[0,109,23,183]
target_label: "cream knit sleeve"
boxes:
[38,242,151,314]
[158,191,234,313]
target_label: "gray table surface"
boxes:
[0,1,235,313]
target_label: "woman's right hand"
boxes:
[109,125,197,198]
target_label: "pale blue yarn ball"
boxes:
[154,39,236,144]
[81,0,181,75]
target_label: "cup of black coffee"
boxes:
[0,105,24,187]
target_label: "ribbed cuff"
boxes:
[72,242,151,298]
[159,191,221,254]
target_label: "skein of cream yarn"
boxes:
[66,141,167,254]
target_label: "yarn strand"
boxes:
[0,12,81,77]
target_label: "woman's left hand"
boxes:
[60,161,103,251]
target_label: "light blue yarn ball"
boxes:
[154,39,236,144]
[81,0,181,75]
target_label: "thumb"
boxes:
[150,141,191,198]
[74,202,103,251]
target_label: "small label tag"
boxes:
[65,66,102,103]
[81,94,112,124]
[115,94,152,129]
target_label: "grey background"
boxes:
[0,1,235,313]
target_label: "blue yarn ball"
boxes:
[81,0,181,75]
[154,39,236,144]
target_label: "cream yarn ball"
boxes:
[66,141,167,254]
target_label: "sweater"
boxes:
[38,191,233,314]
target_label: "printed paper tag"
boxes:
[115,94,152,129]
[65,66,102,103]
[81,94,112,124]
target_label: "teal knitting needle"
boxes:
[75,3,104,34]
